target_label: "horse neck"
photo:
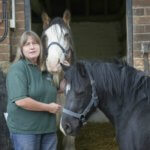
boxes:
[91,62,148,125]
[90,62,124,124]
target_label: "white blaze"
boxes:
[60,118,67,136]
[45,24,69,73]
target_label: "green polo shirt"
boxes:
[6,59,57,134]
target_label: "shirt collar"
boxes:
[24,59,37,66]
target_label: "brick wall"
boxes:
[0,0,10,72]
[10,0,25,62]
[0,0,25,72]
[0,0,150,72]
[133,0,150,71]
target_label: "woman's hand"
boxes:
[47,103,62,114]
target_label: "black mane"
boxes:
[93,61,146,94]
[68,60,149,103]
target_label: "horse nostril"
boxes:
[65,123,72,134]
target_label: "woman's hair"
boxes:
[15,31,45,70]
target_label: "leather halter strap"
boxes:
[47,42,69,56]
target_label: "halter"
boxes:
[47,42,70,57]
[62,63,99,125]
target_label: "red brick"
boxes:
[133,8,144,16]
[133,34,150,42]
[145,8,150,15]
[0,22,5,29]
[16,20,25,29]
[0,28,5,35]
[145,25,150,33]
[16,0,24,4]
[133,16,150,25]
[0,19,2,23]
[0,45,9,53]
[16,3,24,12]
[133,25,144,33]
[133,0,150,7]
[0,2,2,11]
[0,12,2,17]
[16,12,25,21]
[0,53,10,61]
[0,37,9,44]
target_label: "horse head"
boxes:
[41,10,75,86]
[60,61,98,136]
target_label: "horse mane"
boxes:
[87,60,148,100]
[70,59,148,103]
[50,17,68,28]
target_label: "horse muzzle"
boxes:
[60,116,80,136]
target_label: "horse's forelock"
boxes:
[65,64,89,93]
[50,17,65,26]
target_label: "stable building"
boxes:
[0,0,150,72]
[0,0,149,72]
[0,0,150,149]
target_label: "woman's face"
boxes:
[22,36,40,64]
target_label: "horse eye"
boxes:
[64,33,70,40]
[76,91,85,96]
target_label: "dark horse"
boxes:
[0,68,13,149]
[60,60,150,150]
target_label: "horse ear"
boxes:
[63,9,71,26]
[41,12,51,30]
[76,62,87,77]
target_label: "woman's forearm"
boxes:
[15,97,61,113]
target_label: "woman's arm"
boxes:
[15,97,61,114]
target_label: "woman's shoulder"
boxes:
[8,59,27,73]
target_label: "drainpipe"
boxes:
[24,0,31,31]
[126,0,133,66]
[10,0,16,28]
[0,0,8,43]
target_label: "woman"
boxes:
[6,31,61,150]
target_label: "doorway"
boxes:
[30,0,131,61]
